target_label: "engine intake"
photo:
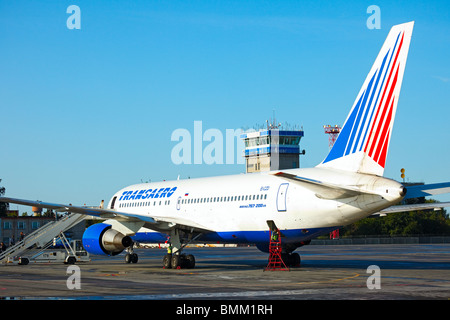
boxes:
[82,223,132,256]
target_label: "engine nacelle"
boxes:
[82,223,133,256]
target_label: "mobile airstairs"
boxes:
[0,213,86,265]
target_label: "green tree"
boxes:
[342,201,450,237]
[0,179,9,217]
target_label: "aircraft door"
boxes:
[277,183,289,212]
[110,196,117,209]
[176,196,181,210]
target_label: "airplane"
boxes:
[2,21,450,269]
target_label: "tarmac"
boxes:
[1,244,450,301]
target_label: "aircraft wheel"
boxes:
[131,253,138,263]
[171,254,181,269]
[291,252,301,267]
[125,253,132,264]
[163,254,172,268]
[186,254,195,269]
[281,253,291,266]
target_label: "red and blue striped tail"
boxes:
[319,22,414,176]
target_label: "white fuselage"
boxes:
[106,167,404,246]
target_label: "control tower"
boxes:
[240,120,305,173]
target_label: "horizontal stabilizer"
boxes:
[403,182,450,200]
[375,201,450,216]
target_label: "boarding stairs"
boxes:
[264,228,289,271]
[0,212,86,264]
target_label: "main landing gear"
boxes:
[163,253,195,269]
[281,252,301,267]
[163,229,199,269]
[279,241,310,268]
[122,230,199,268]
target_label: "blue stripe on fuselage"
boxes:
[131,227,340,252]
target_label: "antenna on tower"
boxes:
[323,125,342,150]
[323,125,342,240]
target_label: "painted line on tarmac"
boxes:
[295,272,361,285]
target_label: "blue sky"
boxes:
[1,0,450,212]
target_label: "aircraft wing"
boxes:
[0,197,212,233]
[272,172,372,200]
[374,201,450,216]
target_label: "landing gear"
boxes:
[163,253,195,269]
[125,253,138,263]
[162,229,199,269]
[124,246,138,264]
[281,252,301,267]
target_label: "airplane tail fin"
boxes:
[318,22,414,176]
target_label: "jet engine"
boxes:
[82,223,133,256]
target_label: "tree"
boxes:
[0,179,9,217]
[341,199,450,237]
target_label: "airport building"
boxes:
[1,215,53,245]
[0,212,84,246]
[240,122,305,173]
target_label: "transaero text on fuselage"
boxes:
[119,187,177,201]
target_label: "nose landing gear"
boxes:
[124,246,138,264]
